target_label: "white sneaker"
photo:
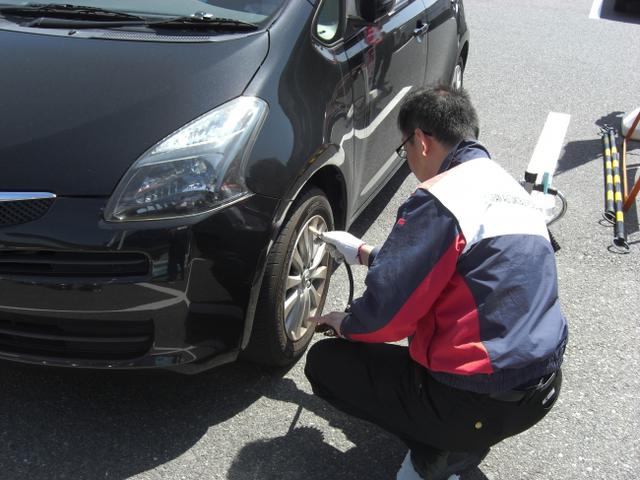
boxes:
[395,451,461,480]
[396,451,423,480]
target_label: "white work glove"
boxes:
[320,230,365,265]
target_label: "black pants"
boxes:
[304,339,562,455]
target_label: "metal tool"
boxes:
[308,225,355,336]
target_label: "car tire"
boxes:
[243,187,334,366]
[451,55,465,91]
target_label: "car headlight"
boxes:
[104,96,268,222]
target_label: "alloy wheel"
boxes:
[283,215,329,341]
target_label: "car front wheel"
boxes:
[243,187,334,366]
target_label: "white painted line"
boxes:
[527,112,571,186]
[589,0,604,19]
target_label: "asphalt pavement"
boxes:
[1,1,639,479]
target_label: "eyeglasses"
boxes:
[395,132,414,160]
[395,130,431,160]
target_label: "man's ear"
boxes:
[415,129,430,157]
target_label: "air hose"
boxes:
[343,261,355,311]
[318,260,354,337]
[309,226,355,336]
[520,180,567,253]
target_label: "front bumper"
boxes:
[0,194,278,372]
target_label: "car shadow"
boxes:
[0,359,278,479]
[598,0,640,25]
[0,359,490,480]
[227,377,490,480]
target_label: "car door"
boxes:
[423,0,459,86]
[344,0,429,211]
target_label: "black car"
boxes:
[0,0,469,372]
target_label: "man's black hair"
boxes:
[397,86,479,147]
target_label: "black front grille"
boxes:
[0,198,55,226]
[0,251,150,278]
[0,316,154,360]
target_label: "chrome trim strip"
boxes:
[0,192,57,202]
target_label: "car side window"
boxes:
[314,0,342,43]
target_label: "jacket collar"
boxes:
[437,139,491,175]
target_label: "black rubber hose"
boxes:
[320,260,355,337]
[344,261,354,311]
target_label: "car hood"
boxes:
[0,29,269,196]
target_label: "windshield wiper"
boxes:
[151,12,258,31]
[0,3,146,21]
[0,5,258,31]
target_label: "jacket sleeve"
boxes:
[340,189,464,343]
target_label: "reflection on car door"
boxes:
[423,0,458,86]
[343,0,429,211]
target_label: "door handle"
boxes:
[413,23,428,37]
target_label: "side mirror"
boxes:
[346,0,394,27]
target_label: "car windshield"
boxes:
[0,0,287,26]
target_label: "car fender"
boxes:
[239,151,350,350]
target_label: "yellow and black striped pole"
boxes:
[602,131,615,223]
[608,129,628,249]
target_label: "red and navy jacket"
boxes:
[340,140,568,394]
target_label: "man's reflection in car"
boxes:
[168,227,189,281]
[364,24,394,104]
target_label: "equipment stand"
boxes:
[622,109,640,212]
